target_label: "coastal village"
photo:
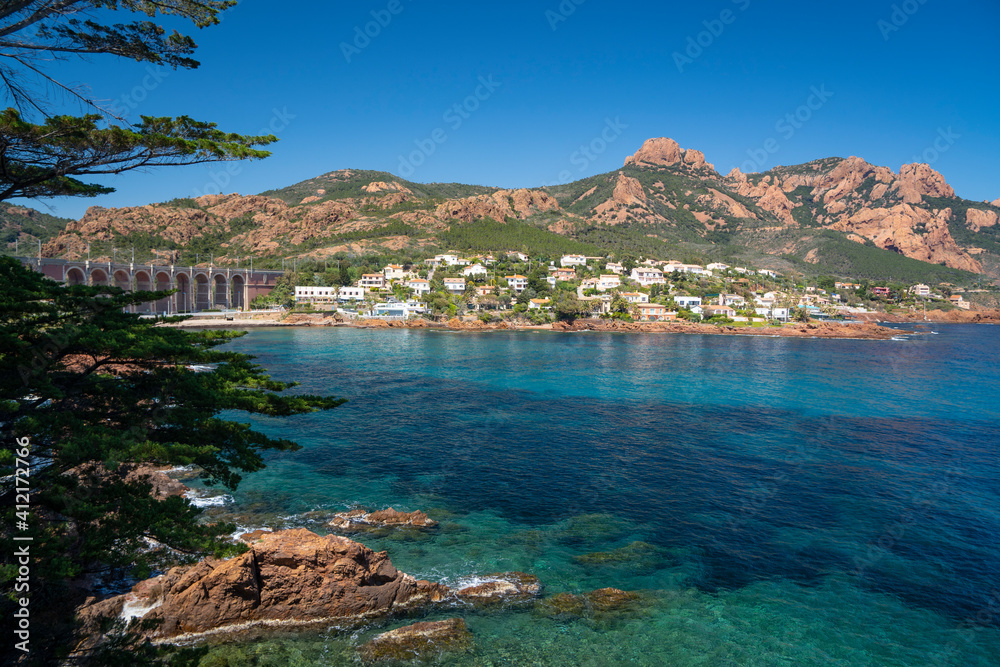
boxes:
[287,251,974,326]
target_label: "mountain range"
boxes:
[7,138,1000,285]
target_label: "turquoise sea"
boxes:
[190,325,1000,666]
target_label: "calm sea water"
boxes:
[191,325,1000,666]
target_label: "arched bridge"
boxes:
[17,257,285,314]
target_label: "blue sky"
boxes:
[16,0,1000,219]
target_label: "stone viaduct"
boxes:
[17,257,284,314]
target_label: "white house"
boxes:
[373,300,426,319]
[505,275,529,293]
[605,262,624,274]
[529,298,551,310]
[463,263,489,278]
[674,295,702,308]
[621,292,649,304]
[630,267,665,286]
[382,264,407,281]
[506,251,529,262]
[771,307,791,321]
[294,286,338,306]
[407,278,431,296]
[910,284,931,297]
[360,274,386,290]
[443,277,467,293]
[722,294,746,307]
[760,269,781,278]
[561,254,588,267]
[339,286,366,301]
[598,275,622,291]
[707,263,730,272]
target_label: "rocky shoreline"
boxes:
[164,313,914,340]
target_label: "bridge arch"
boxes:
[66,267,86,286]
[113,269,131,292]
[195,273,211,311]
[90,268,109,287]
[213,274,229,309]
[175,273,191,313]
[154,271,173,314]
[231,274,246,309]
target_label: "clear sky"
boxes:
[17,0,1000,219]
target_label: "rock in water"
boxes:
[81,529,450,641]
[358,618,472,663]
[329,508,439,531]
[455,572,542,606]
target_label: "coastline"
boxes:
[160,314,914,340]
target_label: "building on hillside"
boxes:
[294,286,338,307]
[721,294,746,307]
[477,285,497,297]
[835,282,860,290]
[506,251,529,262]
[360,274,386,290]
[407,278,431,296]
[339,286,366,301]
[560,254,588,267]
[598,274,622,291]
[463,263,489,278]
[506,275,528,293]
[871,286,892,297]
[759,269,781,278]
[581,277,600,291]
[630,267,665,286]
[550,267,576,281]
[707,263,730,272]
[674,295,702,308]
[529,298,551,310]
[637,303,670,322]
[443,277,467,294]
[383,264,407,281]
[702,305,737,319]
[949,294,970,310]
[621,292,649,304]
[605,262,624,274]
[910,284,931,297]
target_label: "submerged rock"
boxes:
[329,508,439,532]
[555,513,633,545]
[573,541,665,570]
[358,618,472,663]
[535,588,643,619]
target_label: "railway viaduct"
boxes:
[16,257,284,314]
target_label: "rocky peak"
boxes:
[897,163,955,203]
[625,138,682,167]
[624,138,714,172]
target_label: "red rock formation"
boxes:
[435,189,559,223]
[81,529,451,641]
[897,163,955,203]
[455,572,542,605]
[966,208,999,232]
[329,508,439,531]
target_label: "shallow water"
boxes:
[190,325,1000,665]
